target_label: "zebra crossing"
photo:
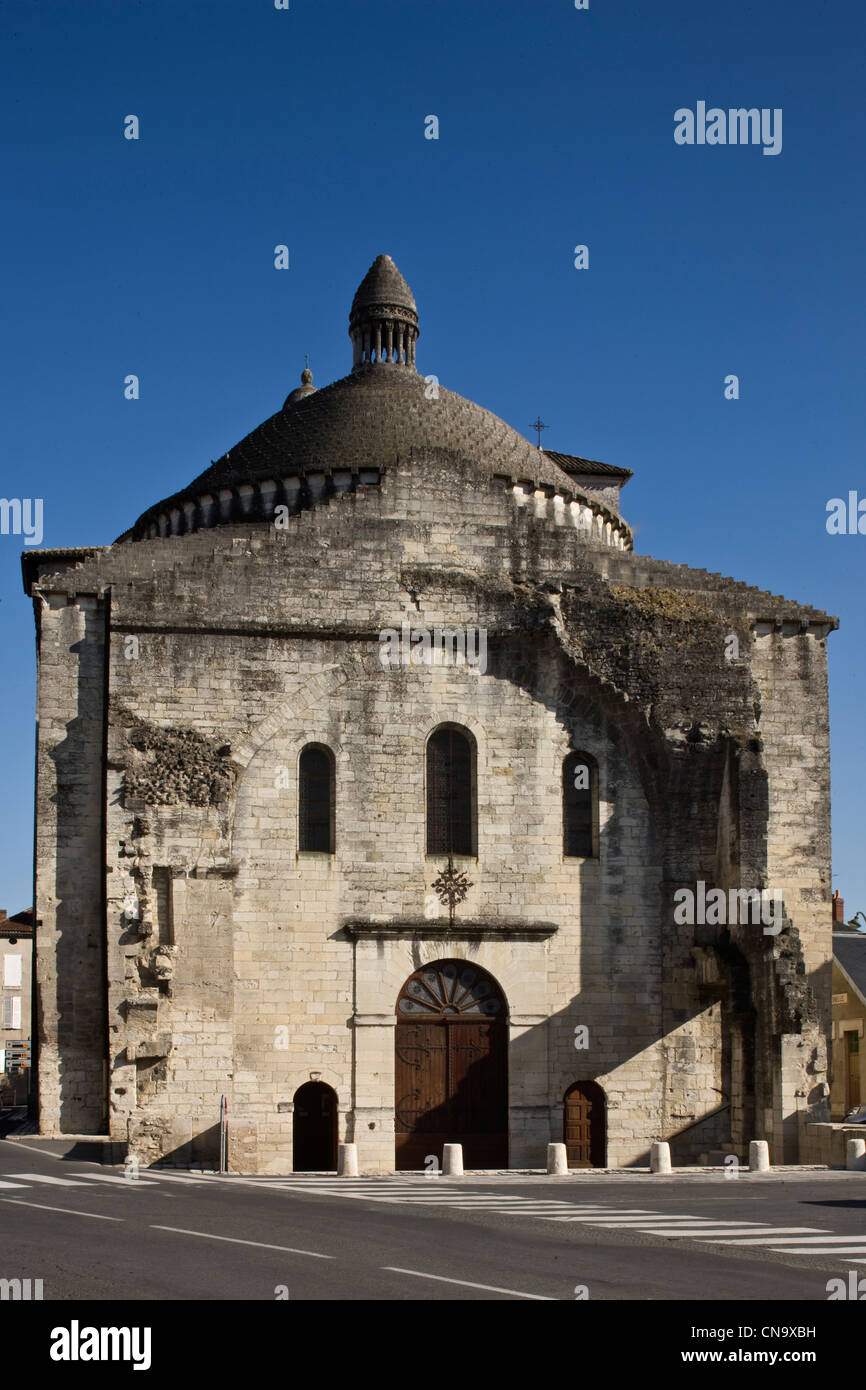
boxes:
[0,1171,162,1190]
[4,1167,865,1265]
[216,1173,866,1263]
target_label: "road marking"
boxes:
[632,1226,823,1239]
[0,1180,29,1189]
[76,1172,158,1187]
[382,1266,556,1299]
[2,1199,122,1221]
[151,1225,334,1258]
[148,1172,210,1182]
[8,1172,88,1186]
[765,1246,866,1256]
[1,1140,68,1160]
[710,1233,866,1246]
[545,1215,749,1227]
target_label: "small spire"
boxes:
[349,254,419,371]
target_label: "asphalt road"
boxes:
[1,1137,864,1303]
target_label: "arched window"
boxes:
[298,744,334,853]
[426,726,475,856]
[563,751,598,858]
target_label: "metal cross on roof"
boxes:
[531,415,549,449]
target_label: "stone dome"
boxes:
[122,255,631,548]
[283,367,317,408]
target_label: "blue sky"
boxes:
[2,0,864,918]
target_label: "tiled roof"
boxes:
[0,908,33,939]
[351,254,416,313]
[543,450,632,480]
[835,932,866,1005]
[127,366,585,537]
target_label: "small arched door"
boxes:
[293,1081,338,1172]
[395,960,508,1171]
[564,1081,606,1168]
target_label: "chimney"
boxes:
[0,909,6,922]
[832,890,845,927]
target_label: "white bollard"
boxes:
[442,1143,464,1176]
[547,1143,568,1175]
[846,1137,866,1171]
[337,1143,358,1177]
[749,1140,771,1172]
[650,1141,671,1174]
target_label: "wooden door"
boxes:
[395,961,507,1170]
[846,1032,861,1109]
[564,1081,606,1168]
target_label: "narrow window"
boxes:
[299,745,334,853]
[563,751,597,858]
[3,955,22,988]
[427,726,474,855]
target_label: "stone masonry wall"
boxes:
[26,448,834,1167]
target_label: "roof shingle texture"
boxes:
[835,933,866,1002]
[543,450,633,480]
[351,254,416,314]
[130,366,579,532]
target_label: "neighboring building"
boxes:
[21,255,836,1172]
[830,892,866,1118]
[1,909,34,1102]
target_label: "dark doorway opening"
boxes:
[293,1081,338,1172]
[564,1080,606,1167]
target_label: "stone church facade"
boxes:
[22,255,835,1172]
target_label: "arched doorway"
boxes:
[293,1081,338,1171]
[564,1081,606,1167]
[395,960,508,1171]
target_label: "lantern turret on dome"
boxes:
[349,254,419,370]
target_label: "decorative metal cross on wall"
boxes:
[432,852,474,925]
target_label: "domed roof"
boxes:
[132,368,573,527]
[284,366,317,408]
[122,255,626,543]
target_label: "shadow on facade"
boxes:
[494,635,771,1167]
[48,614,109,1135]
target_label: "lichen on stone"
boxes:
[608,585,716,624]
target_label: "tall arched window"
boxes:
[426,726,475,856]
[563,751,598,858]
[298,744,335,853]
